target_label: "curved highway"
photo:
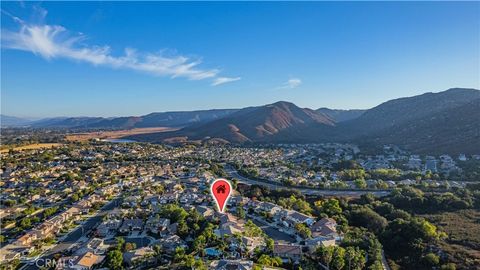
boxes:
[225,166,391,197]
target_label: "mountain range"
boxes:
[126,88,480,154]
[2,88,479,154]
[1,109,238,129]
[0,115,37,127]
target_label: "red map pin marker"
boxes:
[211,179,232,213]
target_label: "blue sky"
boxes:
[1,1,479,118]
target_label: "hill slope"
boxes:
[316,108,365,122]
[0,115,33,127]
[339,88,480,138]
[79,109,238,129]
[30,117,104,128]
[129,88,480,155]
[130,101,335,143]
[27,109,238,129]
[5,88,479,155]
[357,98,480,155]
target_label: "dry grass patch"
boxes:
[65,127,177,142]
[0,143,62,153]
[422,209,480,268]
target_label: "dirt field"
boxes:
[65,127,177,142]
[0,143,62,153]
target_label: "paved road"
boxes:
[381,250,392,270]
[225,166,391,197]
[21,198,121,270]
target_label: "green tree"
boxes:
[107,250,123,269]
[376,180,389,189]
[193,259,207,270]
[43,207,58,218]
[184,254,195,268]
[440,263,456,270]
[316,246,334,268]
[244,220,263,237]
[116,237,125,251]
[349,207,388,234]
[345,246,366,270]
[423,253,440,266]
[368,261,384,270]
[160,204,188,223]
[194,259,207,270]
[3,199,16,207]
[19,218,32,229]
[295,223,312,239]
[173,247,186,262]
[177,220,189,238]
[331,246,345,270]
[278,195,313,215]
[257,254,282,267]
[314,198,342,217]
[341,169,366,181]
[367,238,383,268]
[231,179,238,190]
[354,178,367,189]
[265,237,274,253]
[236,206,246,219]
[193,235,206,255]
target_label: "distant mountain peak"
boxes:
[127,87,480,155]
[5,87,479,155]
[268,100,296,106]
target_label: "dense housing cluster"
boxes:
[0,141,479,270]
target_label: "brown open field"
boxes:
[65,127,177,142]
[422,209,480,268]
[0,143,62,153]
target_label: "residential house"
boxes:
[119,219,143,233]
[195,206,215,220]
[15,232,37,246]
[159,193,179,204]
[85,238,109,255]
[123,247,155,265]
[70,252,104,270]
[273,244,302,262]
[306,236,336,252]
[310,218,338,238]
[145,216,170,234]
[158,235,187,253]
[284,210,315,227]
[96,219,121,237]
[241,236,264,253]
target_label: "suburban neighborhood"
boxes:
[1,141,478,269]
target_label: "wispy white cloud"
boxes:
[212,76,241,86]
[1,9,240,84]
[278,78,302,89]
